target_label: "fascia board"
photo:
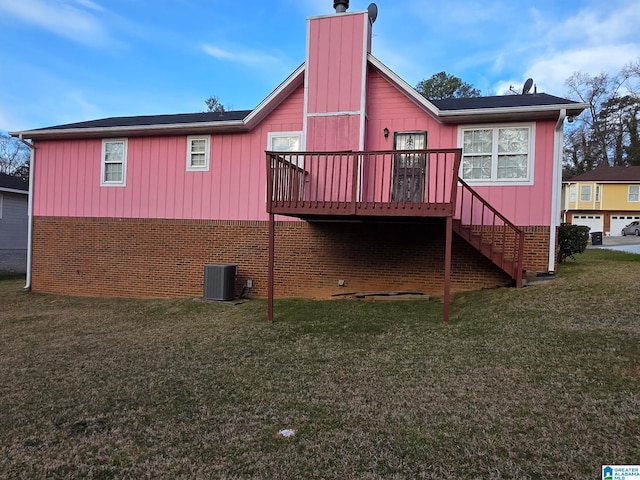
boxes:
[11,120,247,140]
[564,180,640,184]
[0,187,28,194]
[438,103,591,120]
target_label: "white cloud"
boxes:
[201,44,284,68]
[487,2,640,95]
[524,45,639,94]
[545,2,640,48]
[0,0,113,47]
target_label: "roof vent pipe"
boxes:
[334,0,349,13]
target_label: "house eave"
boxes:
[10,120,248,141]
[437,103,590,124]
[0,187,29,194]
[366,54,589,124]
[563,180,640,184]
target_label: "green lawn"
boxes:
[1,249,639,479]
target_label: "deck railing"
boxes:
[266,149,462,217]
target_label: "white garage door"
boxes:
[610,215,640,236]
[571,214,603,233]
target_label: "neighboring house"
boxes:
[11,5,587,320]
[0,172,29,274]
[563,166,640,236]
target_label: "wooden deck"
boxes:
[266,149,462,219]
[265,149,525,324]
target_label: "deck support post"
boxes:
[443,215,452,324]
[268,213,275,323]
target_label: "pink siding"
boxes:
[365,69,556,227]
[462,120,556,226]
[306,115,361,151]
[34,63,558,228]
[306,13,366,114]
[305,12,368,152]
[34,87,305,221]
[365,70,457,150]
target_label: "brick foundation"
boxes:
[32,217,552,299]
[521,226,555,274]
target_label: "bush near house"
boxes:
[558,223,590,262]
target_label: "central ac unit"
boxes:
[203,264,236,301]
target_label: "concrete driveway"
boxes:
[589,235,640,254]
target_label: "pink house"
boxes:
[12,3,587,321]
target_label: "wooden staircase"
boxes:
[452,179,525,287]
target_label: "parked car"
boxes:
[622,221,640,236]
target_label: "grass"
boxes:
[0,250,639,479]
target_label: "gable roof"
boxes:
[0,172,29,193]
[11,56,588,140]
[432,93,587,123]
[433,93,581,110]
[367,55,588,124]
[565,166,640,183]
[43,110,253,130]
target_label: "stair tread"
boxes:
[452,218,522,286]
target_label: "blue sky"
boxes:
[1,0,639,132]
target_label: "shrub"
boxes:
[558,223,590,262]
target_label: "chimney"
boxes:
[334,0,349,13]
[305,3,372,151]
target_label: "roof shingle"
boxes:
[566,166,640,182]
[38,110,252,131]
[0,172,28,192]
[432,93,583,111]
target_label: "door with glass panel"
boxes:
[392,131,427,202]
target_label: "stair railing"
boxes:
[455,179,525,287]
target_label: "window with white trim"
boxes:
[187,135,210,171]
[268,131,303,166]
[580,185,591,202]
[101,139,127,186]
[268,132,302,154]
[267,131,303,201]
[629,185,640,202]
[460,124,533,183]
[569,184,576,202]
[595,185,601,202]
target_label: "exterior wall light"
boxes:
[384,128,389,138]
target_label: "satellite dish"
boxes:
[367,3,378,24]
[522,78,534,95]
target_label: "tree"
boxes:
[563,62,640,178]
[205,96,226,113]
[0,132,29,178]
[415,71,481,100]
